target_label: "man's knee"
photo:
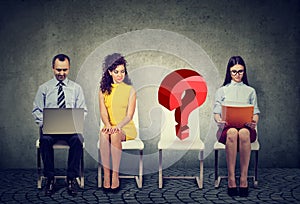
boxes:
[40,135,54,146]
[69,134,83,147]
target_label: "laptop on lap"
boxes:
[43,108,84,135]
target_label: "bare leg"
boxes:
[100,132,111,188]
[239,128,251,188]
[110,132,124,189]
[225,128,238,188]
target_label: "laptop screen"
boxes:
[42,108,84,135]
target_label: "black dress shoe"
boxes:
[66,178,78,196]
[227,187,238,196]
[239,187,249,197]
[45,177,55,196]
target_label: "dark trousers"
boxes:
[40,132,83,179]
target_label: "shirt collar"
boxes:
[230,80,244,86]
[53,77,69,86]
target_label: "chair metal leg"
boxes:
[80,148,84,188]
[37,147,42,189]
[137,150,143,188]
[214,149,221,188]
[214,147,259,188]
[198,160,203,189]
[98,150,102,188]
[37,138,86,189]
[158,149,163,188]
[254,150,258,188]
[199,151,204,189]
[37,128,43,189]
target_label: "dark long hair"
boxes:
[100,53,132,94]
[222,56,249,86]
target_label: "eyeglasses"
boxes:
[230,69,244,75]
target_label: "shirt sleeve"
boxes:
[32,86,45,127]
[213,87,224,114]
[75,85,88,119]
[250,89,260,115]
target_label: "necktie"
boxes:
[57,82,66,108]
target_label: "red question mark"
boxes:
[158,69,207,140]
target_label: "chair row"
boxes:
[36,104,259,189]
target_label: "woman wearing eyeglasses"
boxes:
[213,56,260,197]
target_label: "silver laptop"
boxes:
[43,108,84,135]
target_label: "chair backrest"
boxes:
[132,100,140,139]
[160,106,201,142]
[100,100,140,139]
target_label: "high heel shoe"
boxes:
[111,175,120,193]
[239,187,249,197]
[110,185,120,193]
[102,186,111,192]
[103,177,111,192]
[227,187,238,196]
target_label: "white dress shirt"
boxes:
[213,80,260,116]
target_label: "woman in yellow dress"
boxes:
[99,53,137,192]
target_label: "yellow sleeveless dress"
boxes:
[103,82,137,140]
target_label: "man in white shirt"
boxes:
[32,54,87,196]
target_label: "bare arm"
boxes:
[99,91,111,128]
[246,114,259,129]
[253,114,259,124]
[214,113,227,128]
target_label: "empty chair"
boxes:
[158,107,205,188]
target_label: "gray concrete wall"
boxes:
[0,0,299,170]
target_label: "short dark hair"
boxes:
[52,54,70,68]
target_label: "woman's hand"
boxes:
[111,126,121,134]
[216,120,227,128]
[245,120,257,129]
[101,126,111,134]
[101,126,121,134]
[214,114,227,128]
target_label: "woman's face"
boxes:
[230,64,244,83]
[109,64,126,84]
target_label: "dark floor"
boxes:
[0,168,299,203]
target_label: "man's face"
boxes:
[53,59,70,81]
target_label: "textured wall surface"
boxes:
[0,0,299,170]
